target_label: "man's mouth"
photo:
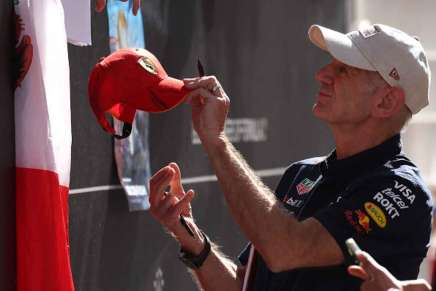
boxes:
[318,91,330,97]
[317,90,332,98]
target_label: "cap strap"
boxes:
[113,122,132,139]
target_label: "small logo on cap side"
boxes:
[389,68,400,81]
[359,25,380,38]
[138,56,158,75]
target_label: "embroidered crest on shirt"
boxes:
[285,197,303,208]
[296,178,316,195]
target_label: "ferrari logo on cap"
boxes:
[138,56,158,75]
[389,68,400,80]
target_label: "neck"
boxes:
[330,124,398,160]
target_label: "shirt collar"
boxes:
[320,134,402,179]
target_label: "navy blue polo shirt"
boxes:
[239,134,432,291]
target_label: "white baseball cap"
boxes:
[308,24,431,114]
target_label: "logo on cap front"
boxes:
[389,68,400,81]
[138,56,158,75]
[359,25,380,38]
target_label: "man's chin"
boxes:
[312,103,329,120]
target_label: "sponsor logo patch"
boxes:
[364,202,386,228]
[355,209,372,233]
[285,197,303,208]
[345,210,364,234]
[296,178,316,195]
[393,180,415,203]
[138,56,158,75]
[372,180,415,220]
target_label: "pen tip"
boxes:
[197,59,205,77]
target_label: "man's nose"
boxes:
[315,64,334,85]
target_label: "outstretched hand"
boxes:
[348,251,431,291]
[95,0,141,16]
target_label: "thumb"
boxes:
[169,162,185,198]
[185,88,215,106]
[181,189,196,216]
[171,189,195,218]
[356,251,381,273]
[348,265,368,280]
[401,279,432,291]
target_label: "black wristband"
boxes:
[178,231,211,269]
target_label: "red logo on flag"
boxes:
[14,12,33,89]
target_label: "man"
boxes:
[149,24,433,290]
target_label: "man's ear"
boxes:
[372,86,406,118]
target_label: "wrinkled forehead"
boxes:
[333,57,387,84]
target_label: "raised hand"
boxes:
[184,76,230,146]
[149,163,195,236]
[348,251,431,291]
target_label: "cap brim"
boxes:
[308,25,375,71]
[150,77,190,113]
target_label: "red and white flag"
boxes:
[14,0,74,290]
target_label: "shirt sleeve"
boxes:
[274,164,300,201]
[313,175,432,263]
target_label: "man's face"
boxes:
[313,59,379,126]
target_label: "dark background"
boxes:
[67,1,345,290]
[0,0,345,290]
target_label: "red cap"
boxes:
[88,48,191,138]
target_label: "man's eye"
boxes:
[338,66,347,74]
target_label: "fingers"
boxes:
[184,87,217,106]
[184,76,225,97]
[169,189,195,218]
[95,0,106,12]
[151,189,195,232]
[184,76,217,90]
[149,164,197,231]
[355,251,383,273]
[401,279,432,291]
[181,189,195,216]
[154,192,178,219]
[347,265,369,280]
[347,251,376,281]
[168,162,185,199]
[149,166,174,207]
